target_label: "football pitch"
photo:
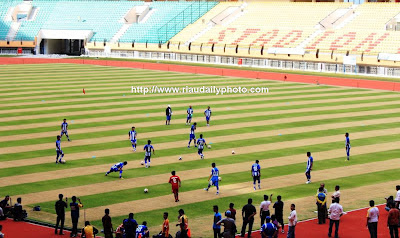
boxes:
[1,63,400,237]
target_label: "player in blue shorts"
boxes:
[144,140,155,168]
[252,160,261,190]
[60,119,71,141]
[345,132,351,161]
[188,122,197,148]
[105,161,127,179]
[305,152,313,184]
[129,126,137,152]
[204,106,212,126]
[204,162,220,195]
[55,135,64,164]
[197,134,207,159]
[186,106,193,125]
[166,105,172,125]
[136,221,149,238]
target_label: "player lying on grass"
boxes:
[105,161,128,179]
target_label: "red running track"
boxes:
[0,219,71,238]
[0,58,400,92]
[236,205,391,238]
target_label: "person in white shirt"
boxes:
[366,200,379,238]
[395,185,400,209]
[328,197,343,238]
[331,185,341,203]
[260,194,273,226]
[287,204,297,238]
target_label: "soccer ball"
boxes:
[232,150,235,154]
[140,161,144,165]
[207,145,211,149]
[218,177,221,181]
[179,157,182,160]
[60,160,66,164]
[144,188,149,193]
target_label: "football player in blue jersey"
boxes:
[105,161,128,179]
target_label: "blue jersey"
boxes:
[190,125,196,135]
[197,138,206,149]
[346,137,350,146]
[129,130,137,141]
[213,212,222,229]
[112,162,124,170]
[306,156,313,171]
[136,224,148,236]
[56,139,61,151]
[187,108,193,117]
[261,222,277,237]
[144,144,154,156]
[61,122,68,131]
[204,109,212,117]
[251,163,261,177]
[211,167,219,181]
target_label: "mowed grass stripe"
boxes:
[4,109,400,154]
[2,105,400,156]
[0,82,323,108]
[4,136,398,188]
[16,143,400,208]
[0,88,375,129]
[0,89,393,120]
[78,157,400,220]
[2,120,400,180]
[2,101,400,145]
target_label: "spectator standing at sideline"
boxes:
[331,186,341,204]
[216,210,236,238]
[328,197,343,238]
[387,202,399,238]
[213,206,222,238]
[316,187,327,224]
[260,194,273,226]
[367,200,379,238]
[102,208,113,238]
[240,198,257,238]
[176,209,189,238]
[287,204,297,238]
[395,185,400,209]
[273,195,284,234]
[153,212,171,238]
[70,196,83,238]
[55,194,68,235]
[123,213,138,238]
[229,203,236,221]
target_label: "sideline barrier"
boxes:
[0,57,400,92]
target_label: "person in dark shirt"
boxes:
[166,105,172,125]
[273,195,284,234]
[55,194,68,235]
[240,198,257,238]
[123,213,138,238]
[0,196,11,216]
[102,208,113,238]
[229,203,236,221]
[70,196,83,237]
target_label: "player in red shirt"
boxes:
[168,171,181,202]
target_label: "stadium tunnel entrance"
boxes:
[36,29,93,55]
